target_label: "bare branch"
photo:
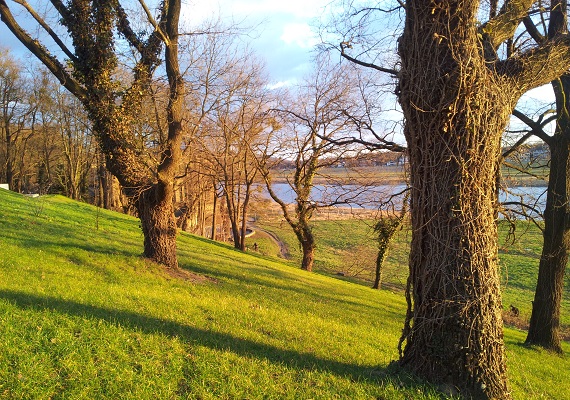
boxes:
[12,0,76,62]
[511,108,554,145]
[135,0,170,45]
[340,43,399,76]
[480,0,536,51]
[522,15,545,44]
[0,0,86,100]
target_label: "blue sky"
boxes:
[0,0,554,139]
[0,0,329,88]
[187,0,330,86]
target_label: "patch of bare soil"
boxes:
[502,310,570,343]
[165,267,218,284]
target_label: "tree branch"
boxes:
[522,15,545,44]
[12,0,76,62]
[511,108,554,145]
[496,35,570,94]
[0,0,86,100]
[479,0,536,51]
[340,43,399,77]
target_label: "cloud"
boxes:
[266,79,297,90]
[192,0,328,20]
[182,0,328,83]
[280,23,319,49]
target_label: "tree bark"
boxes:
[211,185,218,240]
[372,246,386,290]
[526,75,570,353]
[133,183,178,269]
[295,225,315,272]
[397,0,513,397]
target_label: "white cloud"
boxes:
[280,23,319,49]
[187,0,328,20]
[266,79,297,90]
[182,0,330,82]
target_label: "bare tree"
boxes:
[259,57,366,271]
[200,59,273,250]
[0,48,34,192]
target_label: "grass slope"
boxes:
[256,218,570,329]
[0,190,568,399]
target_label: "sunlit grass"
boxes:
[257,215,569,327]
[0,189,568,399]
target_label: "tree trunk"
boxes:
[211,188,218,241]
[526,75,570,353]
[295,225,315,272]
[239,184,253,251]
[133,183,178,269]
[372,246,386,289]
[398,0,513,397]
[240,208,248,251]
[300,239,315,272]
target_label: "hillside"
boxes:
[0,189,568,399]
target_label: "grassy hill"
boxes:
[254,217,570,331]
[0,189,568,399]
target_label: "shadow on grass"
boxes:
[0,289,434,395]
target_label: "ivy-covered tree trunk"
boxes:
[0,0,185,270]
[133,183,178,268]
[397,0,514,397]
[396,0,570,394]
[526,75,570,353]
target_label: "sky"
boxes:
[0,0,555,138]
[187,0,331,87]
[0,0,331,88]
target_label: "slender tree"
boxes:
[372,190,408,289]
[0,48,34,192]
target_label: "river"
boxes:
[260,183,548,217]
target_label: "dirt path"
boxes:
[250,225,291,259]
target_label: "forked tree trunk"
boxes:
[526,75,570,352]
[398,0,514,397]
[0,1,185,270]
[133,183,178,269]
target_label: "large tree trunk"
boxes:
[397,0,513,397]
[526,75,570,353]
[133,183,178,269]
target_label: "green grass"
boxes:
[0,189,569,399]
[257,216,570,328]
